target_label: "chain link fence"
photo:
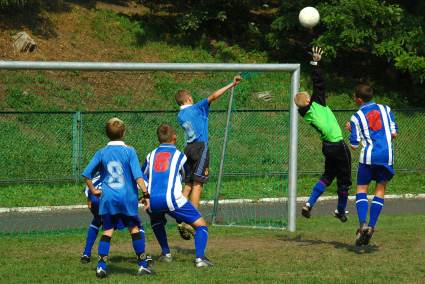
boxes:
[0,109,423,186]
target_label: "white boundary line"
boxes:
[1,194,425,214]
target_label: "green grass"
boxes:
[1,214,424,283]
[1,173,424,208]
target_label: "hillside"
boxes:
[0,1,368,112]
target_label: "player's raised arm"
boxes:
[207,75,242,104]
[310,46,326,106]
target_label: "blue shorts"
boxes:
[101,214,141,231]
[149,201,202,225]
[357,164,395,185]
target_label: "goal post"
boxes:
[0,61,300,232]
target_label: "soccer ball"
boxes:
[299,7,320,29]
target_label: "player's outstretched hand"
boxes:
[312,46,323,62]
[345,121,352,132]
[233,75,242,87]
[93,188,102,196]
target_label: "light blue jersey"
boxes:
[82,141,144,216]
[349,102,398,165]
[142,144,188,212]
[177,98,210,143]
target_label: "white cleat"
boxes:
[158,253,172,263]
[195,257,214,268]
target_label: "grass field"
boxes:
[1,214,424,283]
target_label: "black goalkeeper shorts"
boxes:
[184,142,210,184]
[321,140,352,189]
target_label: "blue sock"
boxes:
[307,180,326,207]
[152,222,170,254]
[337,189,349,214]
[131,229,147,268]
[194,226,208,258]
[369,196,384,228]
[83,224,99,256]
[356,193,369,226]
[97,235,111,270]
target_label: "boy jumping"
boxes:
[175,75,241,238]
[82,117,152,278]
[142,124,213,268]
[294,47,352,221]
[347,84,397,246]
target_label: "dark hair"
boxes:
[175,89,190,106]
[355,84,373,102]
[105,117,125,140]
[157,124,176,143]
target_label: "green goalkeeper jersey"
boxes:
[298,64,343,143]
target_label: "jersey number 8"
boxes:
[107,161,125,189]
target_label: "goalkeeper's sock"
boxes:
[83,224,99,257]
[307,180,326,207]
[194,226,208,258]
[355,193,368,226]
[368,196,384,228]
[131,229,147,268]
[337,189,349,214]
[97,235,111,270]
[152,222,170,255]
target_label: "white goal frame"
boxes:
[0,61,300,232]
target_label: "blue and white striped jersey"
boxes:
[84,174,102,199]
[349,102,398,165]
[142,144,187,212]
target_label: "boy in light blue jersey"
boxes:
[347,84,398,246]
[82,117,152,278]
[142,124,213,268]
[175,75,241,239]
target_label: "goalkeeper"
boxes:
[294,47,352,222]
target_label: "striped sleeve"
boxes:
[349,114,361,148]
[385,106,398,134]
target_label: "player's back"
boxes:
[351,102,397,165]
[93,142,141,216]
[177,99,209,143]
[143,144,187,212]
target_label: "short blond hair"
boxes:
[294,92,310,108]
[106,117,125,140]
[175,89,191,106]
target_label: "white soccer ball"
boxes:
[299,7,320,29]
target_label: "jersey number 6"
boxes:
[154,152,171,172]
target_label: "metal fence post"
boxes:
[72,111,82,183]
[212,86,235,224]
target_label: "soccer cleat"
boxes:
[137,266,153,275]
[158,253,172,263]
[96,267,107,278]
[178,223,192,240]
[363,226,375,245]
[333,209,348,223]
[195,257,214,268]
[80,254,90,263]
[355,223,368,246]
[301,204,312,218]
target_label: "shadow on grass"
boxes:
[280,234,379,254]
[173,246,196,255]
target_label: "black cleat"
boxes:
[177,223,192,240]
[80,254,90,263]
[363,226,374,245]
[333,209,348,223]
[96,267,107,278]
[301,204,312,218]
[355,223,368,246]
[195,257,214,268]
